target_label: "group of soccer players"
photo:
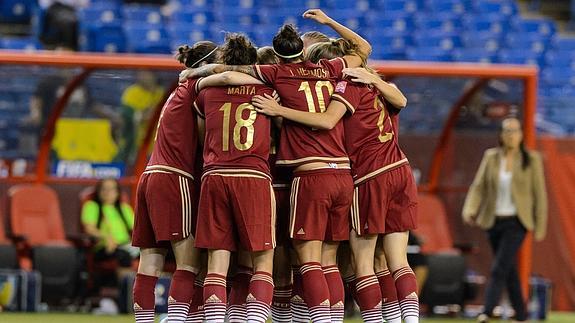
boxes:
[130,8,419,323]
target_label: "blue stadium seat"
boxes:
[0,37,40,50]
[497,49,543,65]
[551,36,575,51]
[90,0,123,10]
[462,15,509,34]
[218,12,260,26]
[504,33,549,54]
[544,50,575,68]
[80,26,126,53]
[213,0,259,8]
[475,1,518,16]
[124,25,171,54]
[511,18,556,36]
[168,23,212,44]
[371,16,415,33]
[452,48,495,63]
[258,9,300,26]
[374,0,421,13]
[321,0,363,10]
[370,46,406,60]
[413,33,461,50]
[414,16,463,33]
[170,9,217,26]
[0,0,34,23]
[542,67,575,86]
[461,32,501,52]
[79,7,123,29]
[406,47,453,62]
[426,0,471,14]
[122,5,164,25]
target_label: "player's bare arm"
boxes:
[252,93,346,130]
[343,67,408,108]
[303,8,372,67]
[180,64,259,82]
[197,71,262,90]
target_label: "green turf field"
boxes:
[0,313,574,322]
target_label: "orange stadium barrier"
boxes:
[1,50,560,309]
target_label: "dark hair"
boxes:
[257,46,280,65]
[302,31,330,44]
[92,179,131,234]
[305,38,359,63]
[272,24,304,63]
[498,119,531,169]
[176,40,218,68]
[219,33,258,65]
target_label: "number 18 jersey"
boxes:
[254,58,350,168]
[194,84,274,178]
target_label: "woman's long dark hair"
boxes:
[93,179,131,234]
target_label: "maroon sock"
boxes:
[246,271,274,322]
[355,274,383,323]
[291,266,309,322]
[271,284,292,322]
[186,276,204,323]
[377,269,402,323]
[168,270,196,322]
[301,262,331,323]
[343,273,357,302]
[203,273,227,322]
[228,266,252,322]
[323,265,345,322]
[133,273,158,323]
[393,266,419,321]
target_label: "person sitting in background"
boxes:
[82,178,137,277]
[118,70,164,163]
[39,0,90,50]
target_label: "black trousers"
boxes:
[483,217,527,321]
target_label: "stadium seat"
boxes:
[170,9,217,26]
[462,15,509,34]
[376,0,421,14]
[122,4,164,25]
[544,50,575,68]
[8,184,80,304]
[0,37,40,50]
[0,0,34,23]
[406,47,453,62]
[453,48,495,63]
[372,16,415,33]
[504,33,550,54]
[81,26,127,53]
[461,32,501,53]
[551,36,575,51]
[168,24,214,46]
[475,1,518,16]
[123,24,171,54]
[542,67,575,87]
[413,33,462,50]
[0,211,18,269]
[414,16,463,33]
[498,49,543,65]
[426,0,471,14]
[511,18,556,36]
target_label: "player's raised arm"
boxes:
[197,71,262,91]
[180,64,260,83]
[303,9,371,66]
[343,67,407,109]
[252,93,347,130]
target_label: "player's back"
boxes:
[148,79,199,177]
[255,58,349,167]
[195,84,273,177]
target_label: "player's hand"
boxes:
[252,93,283,117]
[343,67,379,84]
[302,9,333,25]
[179,68,195,83]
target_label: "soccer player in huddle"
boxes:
[192,34,277,323]
[253,45,420,323]
[131,41,218,323]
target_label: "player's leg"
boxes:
[204,249,232,323]
[187,261,207,323]
[375,238,401,323]
[350,232,383,323]
[290,250,309,323]
[321,241,345,323]
[271,244,293,323]
[228,250,253,322]
[248,249,275,323]
[134,248,167,323]
[168,236,202,323]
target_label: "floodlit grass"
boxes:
[0,312,574,322]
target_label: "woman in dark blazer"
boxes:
[462,117,547,323]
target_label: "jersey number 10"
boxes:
[298,81,334,113]
[219,102,257,151]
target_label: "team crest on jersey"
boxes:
[335,81,347,93]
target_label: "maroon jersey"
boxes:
[332,80,408,185]
[194,84,274,177]
[147,78,200,178]
[254,57,349,167]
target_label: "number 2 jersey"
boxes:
[331,80,408,185]
[254,58,349,168]
[147,78,200,178]
[194,84,275,178]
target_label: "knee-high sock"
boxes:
[168,270,196,323]
[300,262,331,323]
[322,265,345,323]
[203,273,227,323]
[227,266,252,322]
[271,284,292,322]
[186,276,205,323]
[393,267,419,323]
[133,273,157,323]
[290,266,309,323]
[376,269,401,323]
[246,271,274,323]
[355,275,383,323]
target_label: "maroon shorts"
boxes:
[351,164,418,235]
[289,169,354,241]
[195,171,275,252]
[273,183,291,246]
[132,171,196,249]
